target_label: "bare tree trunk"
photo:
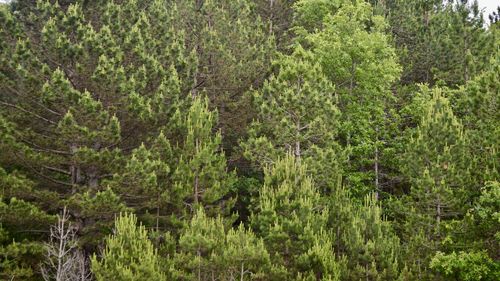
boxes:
[41,207,91,281]
[269,0,275,34]
[295,120,301,162]
[240,262,245,281]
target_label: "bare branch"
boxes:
[41,207,92,281]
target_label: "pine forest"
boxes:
[0,0,499,280]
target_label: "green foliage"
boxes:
[66,188,130,247]
[170,0,275,157]
[402,88,469,210]
[0,0,498,280]
[0,234,45,281]
[172,96,236,218]
[303,0,401,196]
[328,189,401,280]
[242,45,343,190]
[250,155,341,280]
[170,208,271,280]
[454,51,500,184]
[430,251,499,281]
[398,88,473,278]
[91,212,166,281]
[0,167,55,280]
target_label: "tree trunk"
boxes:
[156,193,160,232]
[374,129,379,200]
[240,262,245,281]
[269,0,275,34]
[194,174,199,205]
[436,195,441,237]
[194,138,200,205]
[295,120,301,161]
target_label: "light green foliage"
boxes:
[430,251,499,281]
[250,155,340,280]
[0,0,498,280]
[173,96,235,218]
[242,45,342,190]
[327,187,401,280]
[304,0,401,195]
[399,88,471,277]
[293,0,342,33]
[91,212,166,281]
[340,194,401,280]
[170,208,271,280]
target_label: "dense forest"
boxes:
[0,0,499,280]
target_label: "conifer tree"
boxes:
[250,155,341,280]
[371,0,493,86]
[0,0,191,247]
[336,193,401,280]
[454,50,500,184]
[106,132,173,232]
[0,162,56,280]
[170,0,275,157]
[399,88,471,277]
[242,45,342,191]
[170,208,271,281]
[0,190,55,281]
[91,213,166,281]
[172,96,235,218]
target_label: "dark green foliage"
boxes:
[0,0,498,280]
[0,167,55,281]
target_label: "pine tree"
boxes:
[372,0,494,86]
[170,208,271,281]
[172,96,235,218]
[250,155,341,280]
[399,88,471,278]
[170,0,275,159]
[106,132,173,233]
[430,0,491,85]
[336,193,401,280]
[454,50,500,185]
[0,164,55,280]
[0,0,191,248]
[91,213,166,281]
[242,45,343,191]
